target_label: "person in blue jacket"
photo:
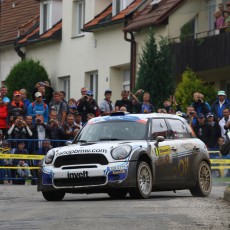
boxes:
[27,92,49,123]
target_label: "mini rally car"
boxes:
[37,112,212,201]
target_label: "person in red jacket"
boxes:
[0,96,8,137]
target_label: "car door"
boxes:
[149,118,177,184]
[166,118,196,184]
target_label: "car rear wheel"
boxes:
[108,190,128,199]
[190,161,212,197]
[42,190,65,201]
[129,161,152,199]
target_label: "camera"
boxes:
[83,95,89,101]
[17,120,23,125]
[36,118,41,123]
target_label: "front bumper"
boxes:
[38,161,137,192]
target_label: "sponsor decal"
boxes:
[67,171,89,179]
[158,145,171,155]
[112,169,125,174]
[57,149,107,156]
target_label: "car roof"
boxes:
[89,112,186,123]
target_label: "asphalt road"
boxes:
[0,185,229,230]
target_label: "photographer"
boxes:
[77,90,100,124]
[190,92,210,116]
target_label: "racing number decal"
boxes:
[178,157,189,177]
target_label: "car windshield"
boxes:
[75,120,147,142]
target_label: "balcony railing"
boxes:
[170,30,230,75]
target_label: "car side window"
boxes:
[151,119,168,140]
[166,119,189,139]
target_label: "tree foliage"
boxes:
[135,30,175,109]
[5,59,49,100]
[175,68,217,111]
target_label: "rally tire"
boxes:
[190,161,212,197]
[108,190,128,199]
[129,161,152,199]
[42,191,65,201]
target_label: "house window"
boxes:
[112,0,134,16]
[208,0,216,31]
[41,0,52,34]
[122,69,130,91]
[59,76,70,100]
[73,0,85,36]
[88,72,98,102]
[180,16,197,41]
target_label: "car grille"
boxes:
[54,154,109,167]
[53,176,106,187]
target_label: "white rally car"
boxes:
[37,112,212,201]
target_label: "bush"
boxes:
[5,59,49,100]
[175,68,217,111]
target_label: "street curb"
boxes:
[224,187,230,203]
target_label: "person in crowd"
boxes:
[27,92,49,123]
[206,112,221,148]
[0,96,8,137]
[190,92,210,116]
[8,91,26,126]
[87,113,95,121]
[32,114,50,149]
[136,92,155,113]
[32,81,54,105]
[224,5,230,31]
[99,89,115,116]
[185,105,197,126]
[2,140,13,185]
[47,118,65,147]
[211,90,230,121]
[49,109,58,122]
[63,114,80,140]
[193,113,210,146]
[115,90,139,113]
[68,104,78,116]
[75,112,83,129]
[0,85,10,104]
[60,90,69,114]
[49,91,68,126]
[77,90,100,124]
[76,87,88,106]
[214,10,226,32]
[219,107,230,141]
[7,115,33,141]
[20,89,31,109]
[34,139,52,167]
[163,95,181,113]
[14,142,32,179]
[157,108,167,113]
[68,98,77,107]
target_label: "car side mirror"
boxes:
[154,136,165,148]
[66,141,73,146]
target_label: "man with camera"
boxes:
[77,90,100,124]
[190,92,210,116]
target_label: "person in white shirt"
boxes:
[219,107,230,141]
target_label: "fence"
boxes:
[0,141,229,184]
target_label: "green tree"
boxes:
[135,30,175,109]
[5,59,49,100]
[175,68,216,111]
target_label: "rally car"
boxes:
[37,112,212,201]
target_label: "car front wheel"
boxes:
[42,190,65,201]
[190,161,212,197]
[129,161,152,199]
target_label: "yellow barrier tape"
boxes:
[211,166,230,169]
[210,159,230,164]
[0,154,44,160]
[0,166,39,169]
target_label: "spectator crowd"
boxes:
[0,80,230,184]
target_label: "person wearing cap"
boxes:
[77,90,100,124]
[206,112,221,148]
[211,90,230,121]
[8,91,26,126]
[193,113,211,146]
[27,92,49,123]
[99,89,115,116]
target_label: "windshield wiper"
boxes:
[76,140,87,143]
[99,138,121,141]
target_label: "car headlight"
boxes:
[111,145,132,160]
[45,149,55,164]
